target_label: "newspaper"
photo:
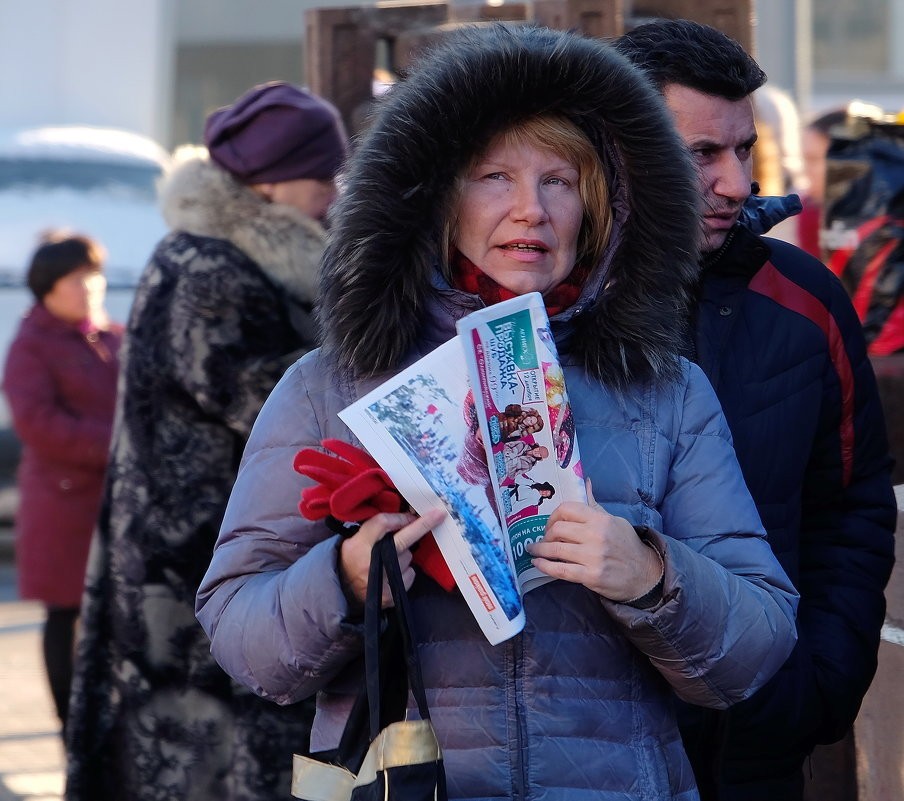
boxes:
[455,292,587,592]
[338,293,584,644]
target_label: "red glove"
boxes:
[293,439,403,522]
[293,439,454,591]
[411,531,456,592]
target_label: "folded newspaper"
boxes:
[338,293,586,644]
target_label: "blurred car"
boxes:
[0,124,171,287]
[0,125,171,442]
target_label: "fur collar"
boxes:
[158,147,325,305]
[320,25,702,389]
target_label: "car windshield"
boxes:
[0,158,161,200]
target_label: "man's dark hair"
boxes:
[614,18,766,100]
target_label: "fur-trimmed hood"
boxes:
[158,147,325,305]
[320,24,702,389]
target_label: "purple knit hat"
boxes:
[204,82,348,184]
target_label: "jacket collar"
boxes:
[157,148,325,306]
[25,303,86,334]
[702,224,773,280]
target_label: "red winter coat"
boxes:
[2,304,122,606]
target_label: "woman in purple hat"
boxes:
[65,81,348,801]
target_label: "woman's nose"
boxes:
[510,183,549,225]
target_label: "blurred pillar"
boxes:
[753,0,811,113]
[891,0,904,82]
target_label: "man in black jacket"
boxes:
[616,19,897,801]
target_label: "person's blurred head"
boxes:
[204,81,348,222]
[536,482,556,499]
[802,108,848,204]
[616,20,766,254]
[447,114,612,296]
[750,118,784,197]
[753,85,806,195]
[27,232,106,324]
[528,444,549,460]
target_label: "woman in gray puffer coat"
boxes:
[66,84,346,801]
[196,27,798,801]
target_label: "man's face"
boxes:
[663,84,757,254]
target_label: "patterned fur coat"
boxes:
[65,149,324,801]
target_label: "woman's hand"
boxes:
[339,507,447,608]
[526,481,662,602]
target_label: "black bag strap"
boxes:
[373,536,431,727]
[333,619,405,772]
[334,534,432,769]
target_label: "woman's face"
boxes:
[454,138,583,296]
[255,178,338,222]
[43,265,105,324]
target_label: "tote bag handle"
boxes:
[334,534,432,771]
[365,535,432,740]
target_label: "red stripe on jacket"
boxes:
[851,239,898,321]
[827,214,890,278]
[749,262,855,486]
[869,295,904,355]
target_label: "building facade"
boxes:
[1,1,902,149]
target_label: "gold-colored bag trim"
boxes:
[291,756,355,801]
[292,719,442,800]
[356,719,442,784]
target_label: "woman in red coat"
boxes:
[1,232,122,731]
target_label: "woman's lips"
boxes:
[500,239,549,251]
[498,241,551,262]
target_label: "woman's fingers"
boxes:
[528,536,583,563]
[544,501,610,542]
[393,507,446,552]
[357,511,420,544]
[339,512,416,603]
[529,553,587,585]
[401,564,418,592]
[527,498,658,599]
[397,547,413,572]
[543,518,598,545]
[342,507,447,609]
[387,508,445,604]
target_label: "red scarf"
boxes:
[451,250,588,317]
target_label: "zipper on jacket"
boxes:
[511,634,527,801]
[84,330,114,364]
